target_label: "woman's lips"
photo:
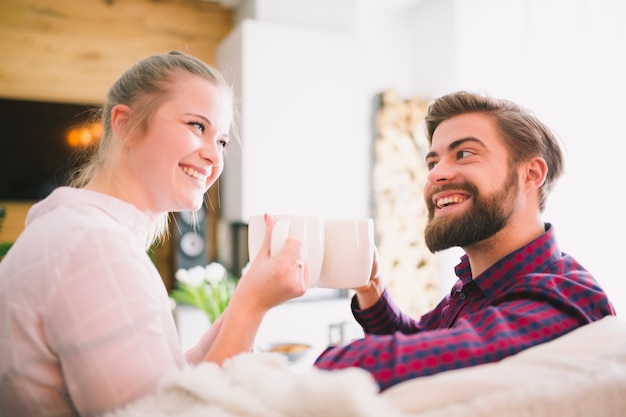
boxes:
[181,165,210,185]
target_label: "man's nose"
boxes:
[427,159,456,184]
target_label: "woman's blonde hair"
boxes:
[68,51,233,247]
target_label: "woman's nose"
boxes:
[199,140,223,165]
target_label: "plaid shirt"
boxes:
[314,223,616,391]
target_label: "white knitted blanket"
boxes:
[105,316,626,417]
[104,352,403,417]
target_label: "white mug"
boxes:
[247,215,325,288]
[319,218,375,289]
[247,215,375,289]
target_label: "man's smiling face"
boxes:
[423,112,520,253]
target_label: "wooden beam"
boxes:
[0,0,233,104]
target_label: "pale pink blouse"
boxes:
[0,187,186,417]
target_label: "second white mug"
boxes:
[319,218,374,289]
[247,215,375,290]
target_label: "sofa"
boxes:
[105,315,626,417]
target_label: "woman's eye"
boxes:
[189,121,206,133]
[218,138,229,150]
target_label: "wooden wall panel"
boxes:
[0,0,232,288]
[373,90,439,318]
[0,0,233,104]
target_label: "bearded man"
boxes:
[314,90,615,391]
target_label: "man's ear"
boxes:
[524,157,548,190]
[110,104,132,140]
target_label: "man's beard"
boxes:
[424,169,518,253]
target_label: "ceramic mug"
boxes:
[247,215,375,289]
[247,215,325,288]
[318,218,375,289]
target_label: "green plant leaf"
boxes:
[169,264,237,324]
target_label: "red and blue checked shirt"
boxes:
[313,223,616,391]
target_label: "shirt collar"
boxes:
[453,223,559,296]
[27,186,149,243]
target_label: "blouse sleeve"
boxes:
[43,227,185,416]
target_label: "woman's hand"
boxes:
[201,213,309,364]
[233,213,309,312]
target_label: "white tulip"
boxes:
[174,268,190,283]
[205,262,227,286]
[188,265,207,286]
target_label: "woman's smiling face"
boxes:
[124,73,232,214]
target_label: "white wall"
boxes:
[218,18,370,222]
[218,0,626,315]
[405,0,626,314]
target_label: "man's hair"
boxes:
[424,91,564,211]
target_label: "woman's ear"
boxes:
[110,104,132,140]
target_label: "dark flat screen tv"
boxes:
[0,98,98,201]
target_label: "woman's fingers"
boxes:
[237,213,309,306]
[257,213,275,258]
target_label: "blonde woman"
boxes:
[0,51,309,416]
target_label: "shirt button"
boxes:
[459,292,467,300]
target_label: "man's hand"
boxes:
[353,247,385,310]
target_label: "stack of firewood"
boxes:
[372,90,441,318]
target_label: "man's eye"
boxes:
[457,150,473,159]
[426,161,437,170]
